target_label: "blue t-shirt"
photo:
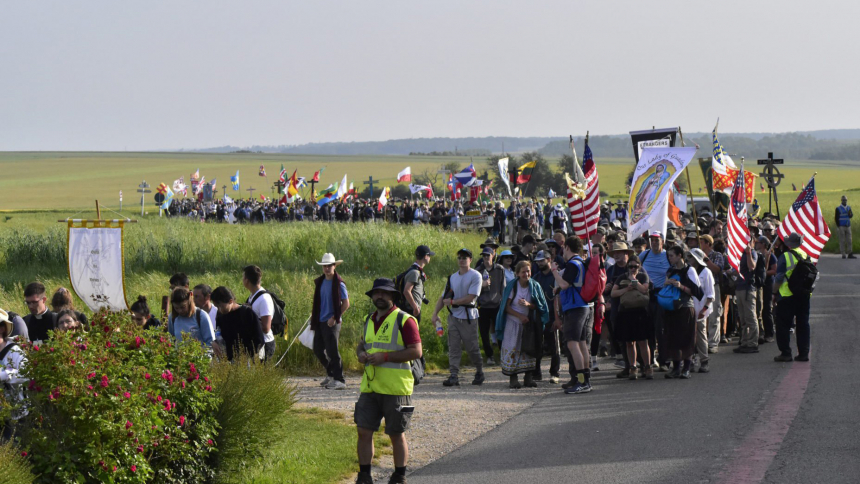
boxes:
[641,249,671,289]
[169,309,215,347]
[319,279,349,323]
[560,256,587,312]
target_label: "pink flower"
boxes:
[179,416,186,426]
[70,359,75,365]
[100,375,109,388]
[20,451,27,457]
[103,326,111,333]
[207,439,214,446]
[156,395,163,402]
[49,347,55,352]
[204,376,210,383]
[112,466,117,472]
[152,442,159,447]
[127,431,134,437]
[181,381,186,389]
[48,394,54,401]
[135,336,143,348]
[144,373,151,380]
[33,345,39,351]
[93,392,98,397]
[137,445,144,453]
[205,385,212,392]
[164,434,170,440]
[87,372,96,379]
[123,392,131,399]
[130,465,137,472]
[125,420,133,429]
[87,385,93,390]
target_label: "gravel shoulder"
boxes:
[293,362,571,483]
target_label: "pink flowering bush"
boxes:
[18,309,219,484]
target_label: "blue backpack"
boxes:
[657,274,682,311]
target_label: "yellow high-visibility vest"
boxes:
[360,309,415,396]
[779,248,808,298]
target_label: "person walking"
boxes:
[609,254,653,380]
[756,236,778,343]
[835,195,854,259]
[312,253,351,390]
[477,247,505,366]
[354,278,422,484]
[773,233,813,362]
[551,236,594,394]
[243,265,277,360]
[733,239,761,354]
[22,282,56,344]
[130,296,162,330]
[687,249,715,373]
[495,261,549,388]
[639,232,671,371]
[193,284,219,331]
[661,246,704,379]
[168,287,216,348]
[210,286,266,362]
[431,248,485,387]
[0,310,28,441]
[531,250,561,383]
[401,246,434,323]
[699,235,725,353]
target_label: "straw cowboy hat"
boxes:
[0,309,12,337]
[608,241,634,256]
[316,253,343,266]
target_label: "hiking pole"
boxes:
[274,317,310,368]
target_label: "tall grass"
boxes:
[0,219,487,372]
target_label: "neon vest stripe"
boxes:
[779,248,808,298]
[360,309,414,396]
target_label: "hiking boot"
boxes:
[549,375,560,384]
[665,368,680,379]
[774,354,794,362]
[698,362,710,373]
[326,380,347,390]
[320,377,332,387]
[509,375,522,389]
[628,371,638,380]
[355,471,374,484]
[387,473,406,484]
[794,355,810,362]
[523,373,537,388]
[734,346,759,354]
[644,370,654,380]
[616,368,630,379]
[442,376,460,387]
[472,372,485,385]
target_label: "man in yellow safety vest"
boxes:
[772,233,812,362]
[354,278,423,484]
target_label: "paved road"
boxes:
[409,254,860,484]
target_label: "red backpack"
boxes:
[578,256,607,304]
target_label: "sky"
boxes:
[1,1,858,151]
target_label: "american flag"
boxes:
[568,137,600,240]
[726,166,751,276]
[777,177,830,263]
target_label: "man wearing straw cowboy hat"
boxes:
[354,278,422,484]
[313,253,351,390]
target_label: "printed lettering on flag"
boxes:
[626,147,696,243]
[777,177,831,263]
[726,167,751,276]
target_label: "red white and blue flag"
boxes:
[448,173,462,200]
[777,177,830,263]
[726,165,751,276]
[453,163,478,187]
[569,139,600,240]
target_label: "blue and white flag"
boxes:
[230,170,240,191]
[160,187,174,210]
[454,163,479,187]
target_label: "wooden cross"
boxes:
[137,180,151,216]
[757,152,785,218]
[363,176,378,198]
[246,186,256,200]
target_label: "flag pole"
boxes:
[580,131,594,253]
[679,127,702,241]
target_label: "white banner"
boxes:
[498,157,512,196]
[627,147,697,242]
[68,224,128,312]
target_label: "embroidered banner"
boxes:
[67,220,128,312]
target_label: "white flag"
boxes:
[397,167,412,183]
[498,157,512,196]
[336,174,348,200]
[627,147,697,242]
[409,183,430,194]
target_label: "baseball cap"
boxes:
[416,245,436,258]
[649,230,664,238]
[533,250,548,262]
[457,248,473,258]
[522,235,536,245]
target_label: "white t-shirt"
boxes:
[448,269,482,320]
[206,305,220,331]
[694,267,715,320]
[248,287,275,343]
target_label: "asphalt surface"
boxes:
[408,254,859,484]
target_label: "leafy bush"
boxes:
[18,309,220,484]
[208,352,297,483]
[0,440,36,484]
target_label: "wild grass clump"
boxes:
[0,440,37,484]
[208,352,297,481]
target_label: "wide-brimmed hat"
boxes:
[0,309,12,337]
[365,278,399,297]
[608,241,634,256]
[783,232,803,249]
[316,253,343,266]
[498,249,514,259]
[555,203,563,210]
[688,248,708,267]
[685,231,698,240]
[479,237,500,249]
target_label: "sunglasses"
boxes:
[627,265,640,269]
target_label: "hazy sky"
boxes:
[2,1,858,151]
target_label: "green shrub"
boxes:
[0,440,37,484]
[208,352,297,482]
[18,309,220,484]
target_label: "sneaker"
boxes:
[645,372,654,380]
[734,346,759,354]
[549,375,560,384]
[764,336,775,343]
[665,368,680,379]
[613,359,626,369]
[628,371,638,380]
[387,474,406,484]
[657,364,670,372]
[794,355,810,362]
[486,357,495,366]
[320,376,332,387]
[326,380,347,390]
[720,336,729,344]
[843,254,848,259]
[698,362,710,373]
[355,471,374,484]
[472,372,485,385]
[849,254,857,259]
[581,382,593,392]
[442,376,460,387]
[561,379,579,389]
[680,370,691,379]
[564,382,592,394]
[708,346,718,354]
[774,354,794,362]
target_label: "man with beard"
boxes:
[354,278,423,484]
[531,250,561,384]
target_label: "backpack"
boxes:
[657,275,683,311]
[250,290,288,336]
[578,256,607,304]
[753,253,766,288]
[787,250,818,296]
[393,265,422,309]
[0,342,19,391]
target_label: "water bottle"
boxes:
[436,322,444,337]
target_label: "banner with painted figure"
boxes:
[498,157,512,196]
[627,147,697,242]
[67,220,129,312]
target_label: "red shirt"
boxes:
[371,305,421,346]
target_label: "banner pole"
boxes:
[678,127,701,240]
[96,200,101,220]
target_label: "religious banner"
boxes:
[628,127,678,163]
[67,220,129,312]
[627,147,696,242]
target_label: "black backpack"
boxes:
[787,250,818,296]
[753,254,766,288]
[393,265,422,309]
[250,290,288,336]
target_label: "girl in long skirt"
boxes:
[662,246,704,379]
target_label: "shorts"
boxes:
[562,307,593,342]
[354,393,413,435]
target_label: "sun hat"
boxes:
[555,203,563,210]
[699,234,714,245]
[688,248,708,267]
[479,237,500,249]
[498,249,514,259]
[783,232,803,249]
[365,278,399,297]
[0,309,12,337]
[316,253,343,266]
[685,231,698,240]
[608,241,634,255]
